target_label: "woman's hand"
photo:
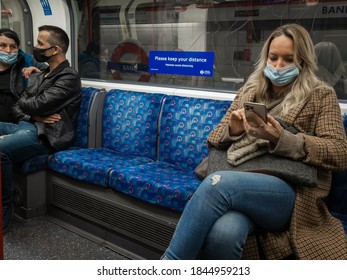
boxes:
[243,112,283,144]
[22,66,42,78]
[228,108,246,136]
[31,114,61,124]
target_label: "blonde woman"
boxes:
[162,24,347,260]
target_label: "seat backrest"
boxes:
[158,95,230,170]
[101,89,166,159]
[73,87,105,148]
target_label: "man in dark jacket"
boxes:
[0,25,81,232]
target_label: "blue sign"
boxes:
[149,50,214,77]
[40,0,52,16]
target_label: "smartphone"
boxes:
[244,102,267,122]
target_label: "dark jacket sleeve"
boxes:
[11,86,33,122]
[19,73,80,116]
[12,66,81,121]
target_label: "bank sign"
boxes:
[149,50,214,77]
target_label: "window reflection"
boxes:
[77,0,347,100]
[315,41,346,99]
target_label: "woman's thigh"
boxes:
[197,171,296,231]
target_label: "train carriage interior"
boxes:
[1,0,347,260]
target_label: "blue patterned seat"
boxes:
[109,161,199,211]
[49,148,153,187]
[109,95,230,211]
[19,154,50,175]
[49,89,166,186]
[15,87,99,175]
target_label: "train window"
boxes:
[1,0,32,54]
[1,2,11,28]
[76,0,347,99]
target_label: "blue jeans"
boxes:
[162,171,296,260]
[0,121,50,208]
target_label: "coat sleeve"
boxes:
[207,87,249,149]
[11,89,32,122]
[271,85,347,171]
[303,87,347,171]
[17,71,81,117]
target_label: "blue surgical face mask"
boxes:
[263,62,300,86]
[0,51,18,65]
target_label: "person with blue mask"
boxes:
[0,25,81,233]
[162,24,347,260]
[0,28,47,123]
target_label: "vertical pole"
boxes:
[0,157,3,260]
[0,5,2,260]
[87,0,92,42]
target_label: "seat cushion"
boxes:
[48,147,153,187]
[14,153,50,174]
[108,161,202,212]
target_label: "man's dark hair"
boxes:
[0,28,20,47]
[38,25,69,53]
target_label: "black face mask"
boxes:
[33,46,55,62]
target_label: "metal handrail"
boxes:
[0,157,3,260]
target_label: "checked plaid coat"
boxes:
[207,81,347,259]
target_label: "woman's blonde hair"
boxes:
[244,23,319,115]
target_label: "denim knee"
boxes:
[203,211,255,260]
